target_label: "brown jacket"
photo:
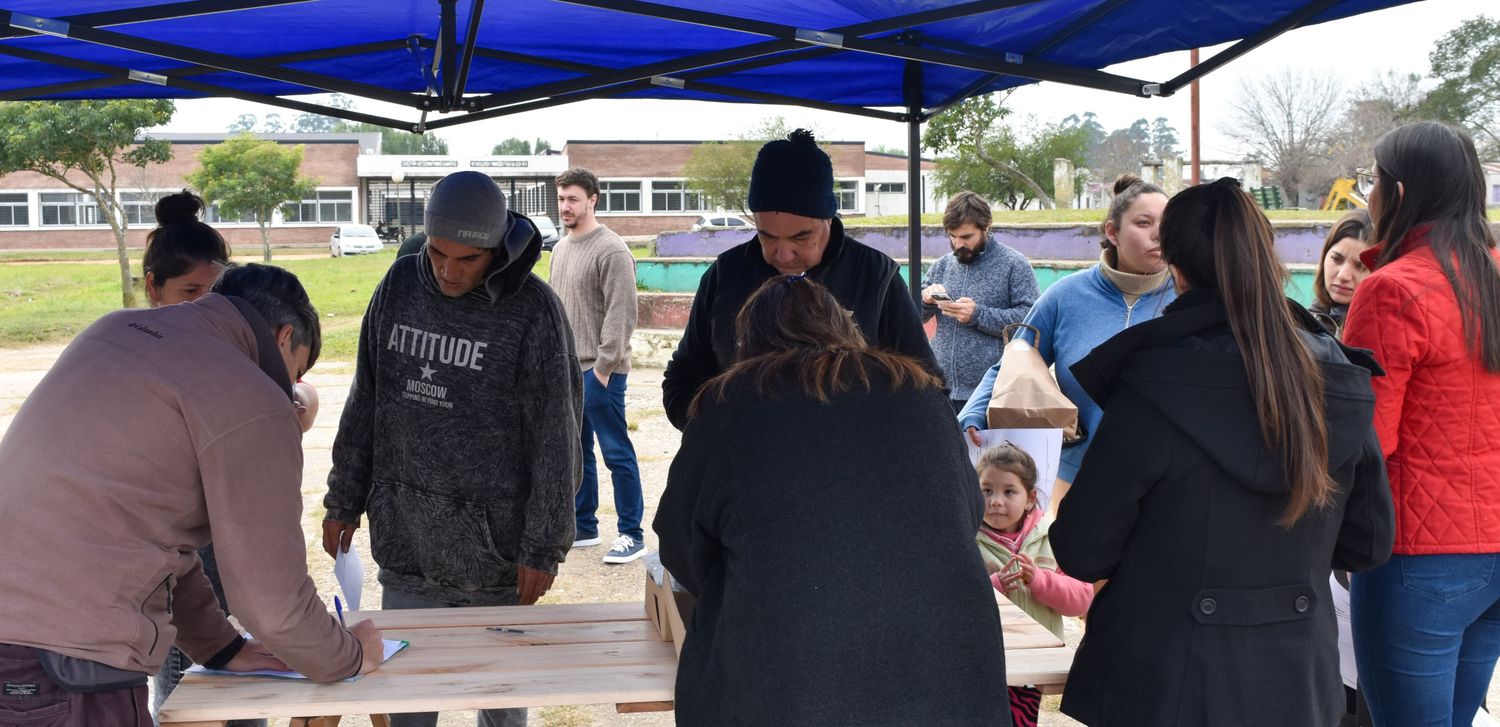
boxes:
[0,295,361,681]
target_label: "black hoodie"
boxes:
[1051,288,1394,727]
[324,211,584,606]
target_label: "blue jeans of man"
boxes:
[381,589,527,727]
[576,370,643,542]
[1352,553,1500,727]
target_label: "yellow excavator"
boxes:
[1321,178,1367,212]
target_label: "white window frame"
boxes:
[597,180,643,214]
[285,188,357,225]
[649,180,709,214]
[0,192,29,227]
[836,179,860,213]
[39,192,102,227]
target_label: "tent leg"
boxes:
[906,113,922,304]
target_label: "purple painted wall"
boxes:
[655,223,1340,265]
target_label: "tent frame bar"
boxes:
[0,8,428,108]
[1158,0,1344,95]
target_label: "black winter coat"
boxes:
[1053,289,1394,727]
[661,218,938,429]
[655,364,1010,727]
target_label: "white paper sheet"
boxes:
[185,639,408,681]
[334,546,364,613]
[966,428,1064,514]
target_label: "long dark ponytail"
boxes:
[1160,178,1334,525]
[1371,122,1500,371]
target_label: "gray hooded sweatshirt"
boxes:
[324,213,583,606]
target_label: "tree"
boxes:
[1325,71,1428,179]
[290,94,355,134]
[0,100,175,307]
[1424,15,1500,156]
[869,144,908,157]
[534,138,553,154]
[188,134,316,262]
[228,113,257,133]
[1150,117,1179,160]
[491,137,531,155]
[683,116,811,214]
[923,92,1061,208]
[1221,69,1343,204]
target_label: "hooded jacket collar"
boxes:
[1359,222,1434,272]
[1070,288,1383,493]
[418,210,542,304]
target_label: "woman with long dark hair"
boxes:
[1051,178,1393,725]
[655,275,1011,726]
[1310,209,1374,337]
[1343,121,1500,726]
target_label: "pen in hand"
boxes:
[334,595,346,627]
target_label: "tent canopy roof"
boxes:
[0,0,1416,132]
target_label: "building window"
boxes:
[599,181,641,213]
[865,182,906,194]
[1492,184,1500,204]
[40,192,99,226]
[836,180,859,212]
[121,192,158,226]
[203,204,259,224]
[0,193,28,226]
[651,181,707,213]
[287,190,354,223]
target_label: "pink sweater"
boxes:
[0,295,361,680]
[984,509,1093,618]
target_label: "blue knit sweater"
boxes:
[958,264,1177,482]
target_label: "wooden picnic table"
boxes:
[159,594,1073,725]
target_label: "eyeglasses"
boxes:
[1354,168,1376,187]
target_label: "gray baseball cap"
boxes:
[425,171,509,248]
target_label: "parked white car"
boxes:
[330,224,384,256]
[534,215,560,250]
[691,214,752,231]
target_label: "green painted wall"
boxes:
[637,258,1320,306]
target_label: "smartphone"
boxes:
[930,292,953,302]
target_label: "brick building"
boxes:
[0,132,379,250]
[0,133,939,249]
[561,140,938,236]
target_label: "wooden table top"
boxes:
[159,596,1073,724]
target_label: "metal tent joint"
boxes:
[9,13,69,37]
[794,28,844,48]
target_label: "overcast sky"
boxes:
[156,0,1483,161]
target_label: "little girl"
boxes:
[976,443,1093,727]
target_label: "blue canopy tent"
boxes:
[0,0,1419,297]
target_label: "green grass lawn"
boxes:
[0,245,649,363]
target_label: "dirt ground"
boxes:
[1,343,1493,727]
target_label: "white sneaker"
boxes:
[603,535,646,564]
[572,535,601,548]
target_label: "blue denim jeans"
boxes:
[1352,553,1500,727]
[381,589,526,727]
[576,370,643,542]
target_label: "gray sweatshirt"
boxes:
[325,214,583,606]
[921,237,1039,401]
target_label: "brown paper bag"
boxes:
[986,323,1080,439]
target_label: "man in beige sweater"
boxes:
[0,264,382,723]
[551,167,645,564]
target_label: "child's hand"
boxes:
[984,558,1003,576]
[998,552,1036,591]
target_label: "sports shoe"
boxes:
[603,535,646,564]
[572,535,601,548]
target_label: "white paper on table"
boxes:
[185,639,408,681]
[965,428,1064,514]
[334,546,364,613]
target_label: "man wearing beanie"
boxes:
[661,129,939,429]
[322,170,583,727]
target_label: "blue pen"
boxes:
[334,595,346,627]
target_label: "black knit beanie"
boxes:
[747,129,837,219]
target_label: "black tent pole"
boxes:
[903,56,923,304]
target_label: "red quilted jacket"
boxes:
[1344,227,1500,555]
